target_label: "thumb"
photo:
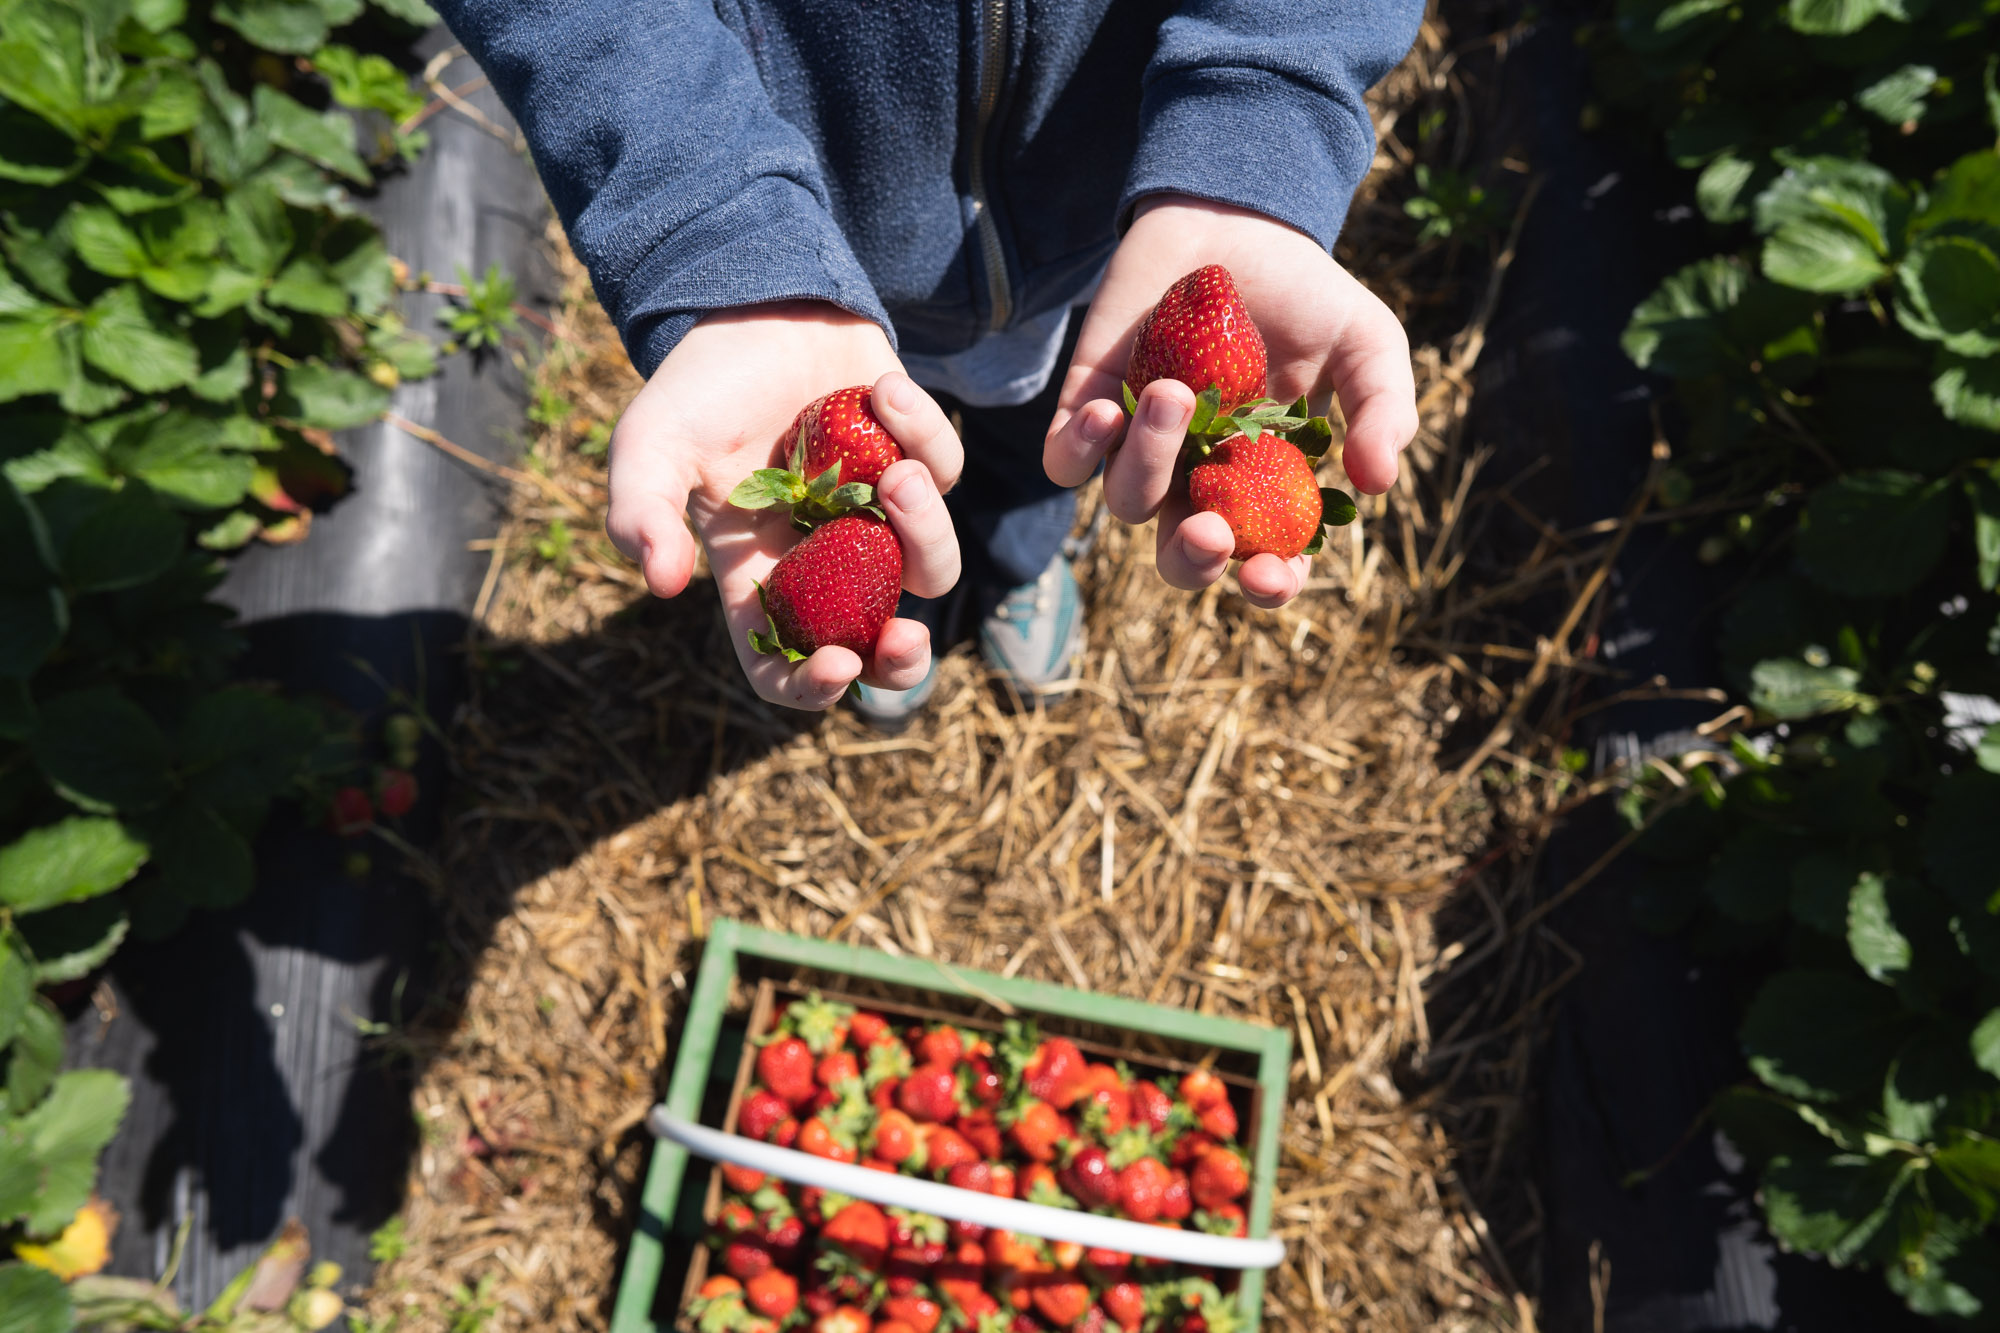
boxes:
[605,414,701,598]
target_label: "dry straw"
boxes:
[360,8,1677,1331]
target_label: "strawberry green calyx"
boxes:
[1105,1123,1162,1170]
[748,582,808,663]
[864,1039,912,1090]
[728,425,885,531]
[782,992,855,1054]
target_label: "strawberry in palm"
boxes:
[730,385,903,528]
[1186,431,1331,560]
[747,513,903,661]
[1125,265,1268,413]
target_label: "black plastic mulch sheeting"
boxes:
[71,27,554,1307]
[1474,7,1927,1330]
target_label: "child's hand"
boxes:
[1043,195,1418,609]
[606,302,965,710]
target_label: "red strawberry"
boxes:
[1169,1130,1216,1169]
[798,1116,858,1164]
[1125,264,1267,413]
[898,1064,960,1124]
[376,768,418,817]
[328,786,374,836]
[946,1161,994,1194]
[1162,1169,1193,1220]
[1197,1096,1238,1140]
[773,1119,799,1149]
[822,1200,890,1270]
[818,1050,862,1088]
[925,1127,979,1174]
[1020,1163,1068,1207]
[1127,1080,1174,1134]
[813,1306,873,1333]
[1031,1276,1093,1329]
[1186,431,1324,560]
[1025,1039,1090,1109]
[1084,1248,1130,1280]
[1199,1202,1248,1237]
[1179,1069,1228,1111]
[718,1199,758,1235]
[740,1090,790,1141]
[877,1323,919,1333]
[879,1295,943,1333]
[751,514,903,661]
[758,1037,818,1108]
[966,1058,1002,1105]
[1190,1145,1250,1209]
[1115,1156,1171,1222]
[1103,1283,1145,1332]
[765,1215,805,1264]
[870,1108,921,1164]
[724,1237,773,1279]
[956,1111,1004,1160]
[988,1164,1017,1199]
[850,1011,892,1047]
[722,1163,766,1194]
[1008,1100,1065,1163]
[1061,1145,1118,1209]
[1074,1065,1128,1135]
[746,1270,797,1319]
[948,1218,988,1248]
[796,385,904,490]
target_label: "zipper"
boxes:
[967,0,1012,332]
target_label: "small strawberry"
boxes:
[1196,1202,1249,1238]
[988,1163,1017,1199]
[1197,1096,1238,1140]
[1116,1156,1171,1222]
[1127,1080,1174,1134]
[1190,1145,1250,1209]
[1024,1039,1090,1109]
[1021,1162,1073,1209]
[718,1199,758,1235]
[1073,1065,1129,1136]
[724,1237,773,1280]
[376,768,418,817]
[749,514,903,662]
[898,1064,960,1124]
[812,1307,873,1333]
[1187,431,1338,560]
[1008,1100,1065,1163]
[925,1127,979,1175]
[1031,1276,1093,1329]
[1125,265,1267,414]
[823,1201,890,1270]
[722,1163,766,1194]
[688,1276,749,1333]
[731,387,901,527]
[1084,1247,1130,1280]
[948,1218,988,1248]
[851,1011,892,1048]
[1169,1130,1217,1169]
[880,1295,943,1333]
[1178,1070,1228,1111]
[946,1161,994,1194]
[818,1050,862,1089]
[1061,1144,1118,1209]
[1162,1169,1194,1221]
[916,1026,965,1068]
[956,1110,1004,1160]
[740,1090,791,1141]
[757,1037,818,1108]
[773,1119,800,1149]
[747,1268,798,1319]
[328,786,373,836]
[765,1215,806,1265]
[798,1116,858,1163]
[870,1108,921,1165]
[1102,1283,1145,1332]
[966,1058,1003,1105]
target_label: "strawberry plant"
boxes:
[1594,0,2000,1317]
[0,0,447,1315]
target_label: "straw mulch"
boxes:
[361,5,1648,1330]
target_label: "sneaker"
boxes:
[849,587,960,733]
[979,551,1085,700]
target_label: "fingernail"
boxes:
[1080,405,1117,445]
[883,468,934,515]
[1145,392,1187,431]
[882,375,917,413]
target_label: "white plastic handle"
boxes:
[650,1107,1283,1270]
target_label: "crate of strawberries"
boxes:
[610,921,1290,1333]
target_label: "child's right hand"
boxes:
[605,302,965,711]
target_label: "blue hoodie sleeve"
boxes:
[429,0,893,377]
[1120,0,1425,250]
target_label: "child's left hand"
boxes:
[1043,194,1419,609]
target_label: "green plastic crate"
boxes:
[610,919,1292,1333]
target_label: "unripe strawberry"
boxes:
[751,515,903,660]
[1187,432,1323,559]
[1126,265,1268,413]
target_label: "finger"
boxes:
[1103,379,1194,523]
[872,371,964,493]
[1043,397,1125,489]
[1236,552,1310,609]
[1327,289,1419,495]
[605,416,700,597]
[1153,491,1234,590]
[861,617,932,691]
[876,458,961,599]
[742,643,862,712]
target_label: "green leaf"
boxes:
[1762,1153,1915,1264]
[0,1262,71,1333]
[4,1000,62,1114]
[19,898,127,984]
[177,687,319,819]
[12,1070,130,1235]
[1925,773,2000,914]
[1915,151,2000,235]
[56,483,182,592]
[1977,724,2000,776]
[1784,0,1905,34]
[1895,231,2000,356]
[273,361,389,429]
[79,285,199,392]
[1974,1010,2000,1080]
[0,939,28,1053]
[1320,487,1357,526]
[30,689,173,813]
[727,470,802,510]
[188,344,253,403]
[0,105,86,186]
[1794,471,1951,597]
[146,802,252,909]
[1696,152,1767,225]
[1934,350,2000,431]
[1121,381,1138,415]
[1749,657,1864,718]
[1742,969,1909,1101]
[220,182,292,278]
[313,44,425,123]
[1971,463,2000,592]
[0,817,148,913]
[0,587,63,677]
[1755,158,1911,292]
[0,0,141,141]
[1847,872,1911,981]
[1791,852,1860,934]
[0,309,74,404]
[1187,385,1221,437]
[1765,220,1891,292]
[68,205,147,279]
[110,412,256,509]
[369,0,438,22]
[252,84,369,184]
[212,0,333,54]
[1857,64,1938,124]
[266,257,348,315]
